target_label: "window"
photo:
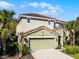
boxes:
[48,21,51,25]
[27,18,30,23]
[55,23,59,27]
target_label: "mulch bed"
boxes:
[0,54,21,59]
[0,53,35,59]
[28,53,35,59]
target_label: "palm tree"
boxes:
[0,10,4,29]
[0,9,16,55]
[65,21,76,45]
[0,10,15,28]
[65,16,79,46]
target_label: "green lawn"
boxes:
[71,54,79,59]
[63,45,79,59]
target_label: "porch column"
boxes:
[26,38,29,48]
[58,36,63,48]
[60,37,63,47]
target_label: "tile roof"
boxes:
[21,13,66,23]
[22,13,55,19]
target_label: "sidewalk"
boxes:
[31,49,74,59]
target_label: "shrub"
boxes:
[22,44,29,55]
[72,54,79,59]
[0,48,3,56]
[6,42,19,56]
[63,46,79,54]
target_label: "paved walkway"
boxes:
[31,49,74,59]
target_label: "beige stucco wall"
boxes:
[16,17,56,35]
[25,28,58,42]
[27,29,57,36]
[55,28,64,46]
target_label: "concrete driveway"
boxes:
[31,49,74,59]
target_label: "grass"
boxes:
[72,54,79,59]
[63,45,79,59]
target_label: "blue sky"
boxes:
[0,0,79,21]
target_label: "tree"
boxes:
[65,21,75,45]
[65,16,79,46]
[0,10,15,28]
[0,9,17,55]
[76,16,79,22]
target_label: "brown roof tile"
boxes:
[22,13,55,19]
[21,13,65,23]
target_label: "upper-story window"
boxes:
[48,21,51,25]
[55,23,60,27]
[27,18,30,23]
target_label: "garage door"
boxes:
[30,38,58,51]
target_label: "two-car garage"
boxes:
[23,26,63,51]
[29,38,58,51]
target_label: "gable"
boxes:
[25,28,59,37]
[53,27,64,36]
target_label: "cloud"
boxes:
[29,2,39,7]
[0,1,15,8]
[29,2,51,8]
[38,5,63,16]
[20,4,24,8]
[21,2,63,16]
[21,2,51,8]
[40,2,51,8]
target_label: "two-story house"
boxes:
[16,13,65,51]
